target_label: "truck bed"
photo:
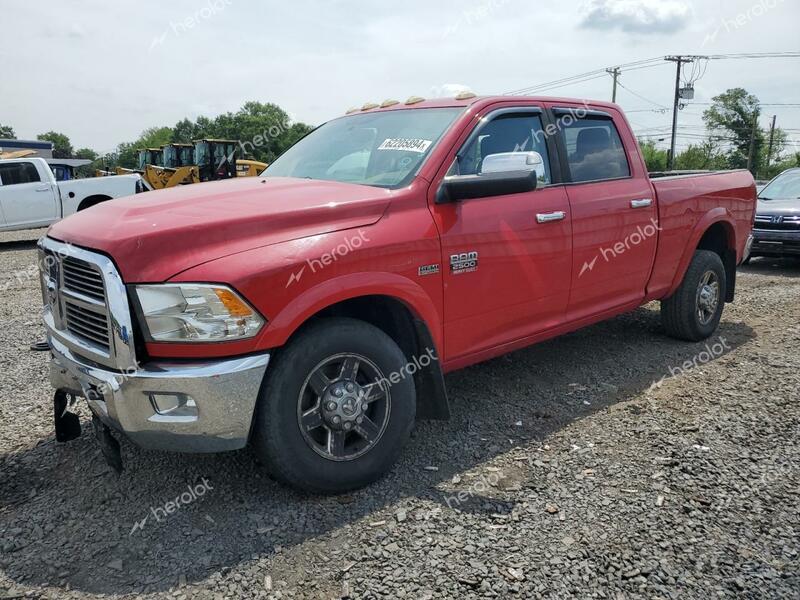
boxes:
[646,169,757,300]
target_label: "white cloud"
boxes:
[579,0,692,33]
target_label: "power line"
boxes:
[615,81,670,110]
[505,52,800,97]
[707,52,800,60]
[504,56,665,95]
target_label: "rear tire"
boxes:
[661,250,726,342]
[253,318,416,494]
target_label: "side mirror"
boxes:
[480,151,544,175]
[436,151,543,204]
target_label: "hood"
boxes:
[48,177,393,282]
[756,197,800,215]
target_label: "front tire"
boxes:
[661,250,726,342]
[253,318,416,494]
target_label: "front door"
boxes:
[0,161,58,228]
[429,107,573,361]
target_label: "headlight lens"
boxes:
[135,284,264,342]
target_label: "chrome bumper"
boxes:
[744,233,754,261]
[751,229,800,255]
[48,335,270,453]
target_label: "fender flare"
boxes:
[260,272,450,420]
[262,271,443,354]
[77,194,113,212]
[666,208,736,298]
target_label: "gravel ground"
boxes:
[0,228,798,600]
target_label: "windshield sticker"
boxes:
[378,138,433,153]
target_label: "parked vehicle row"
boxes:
[40,94,756,493]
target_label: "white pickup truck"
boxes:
[0,157,146,232]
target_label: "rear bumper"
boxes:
[751,229,800,255]
[48,335,269,453]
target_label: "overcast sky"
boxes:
[4,0,799,155]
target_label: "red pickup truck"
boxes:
[41,95,756,492]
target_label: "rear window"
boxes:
[0,162,41,186]
[557,116,630,183]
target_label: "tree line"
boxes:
[638,88,799,180]
[0,101,313,175]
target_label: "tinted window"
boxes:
[558,116,630,183]
[0,162,41,186]
[454,113,552,184]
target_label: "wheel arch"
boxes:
[77,194,113,211]
[263,274,449,420]
[668,211,738,302]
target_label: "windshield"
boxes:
[263,107,464,188]
[759,169,800,200]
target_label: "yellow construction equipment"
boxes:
[146,143,199,189]
[96,140,266,188]
[236,159,268,177]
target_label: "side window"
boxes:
[454,113,552,185]
[0,162,41,186]
[557,116,630,183]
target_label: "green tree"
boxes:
[764,151,800,180]
[109,101,313,169]
[168,102,313,163]
[74,147,98,160]
[674,141,728,171]
[638,139,668,172]
[116,126,174,168]
[0,124,15,139]
[37,131,74,158]
[74,148,99,178]
[703,88,766,174]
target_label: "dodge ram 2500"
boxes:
[40,95,756,493]
[0,157,145,232]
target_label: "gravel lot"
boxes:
[1,228,798,600]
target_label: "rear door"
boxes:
[429,105,573,361]
[547,105,658,321]
[0,161,59,228]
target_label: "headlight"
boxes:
[134,284,264,342]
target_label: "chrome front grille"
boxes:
[62,256,106,302]
[64,302,111,352]
[754,214,800,231]
[39,238,137,371]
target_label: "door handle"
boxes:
[536,211,566,223]
[35,185,51,192]
[630,198,653,209]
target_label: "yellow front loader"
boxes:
[236,159,268,177]
[95,142,265,187]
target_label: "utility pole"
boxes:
[765,114,777,175]
[607,67,621,103]
[665,56,694,171]
[747,112,759,175]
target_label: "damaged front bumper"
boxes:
[48,335,269,453]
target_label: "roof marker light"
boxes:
[381,99,400,108]
[455,91,477,100]
[405,96,425,105]
[361,102,380,111]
